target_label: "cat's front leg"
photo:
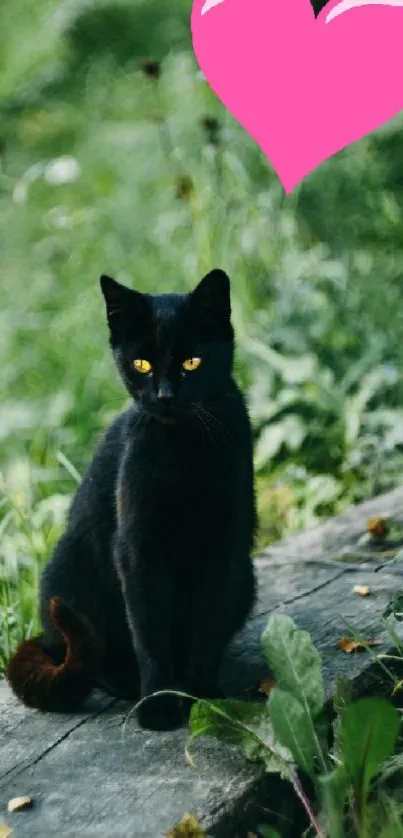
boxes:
[184,554,255,703]
[114,538,183,730]
[183,559,234,702]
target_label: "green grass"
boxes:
[2,0,403,661]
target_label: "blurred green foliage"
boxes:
[2,0,403,653]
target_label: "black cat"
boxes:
[7,269,257,730]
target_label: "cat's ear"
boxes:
[100,274,138,317]
[190,269,231,327]
[100,275,148,338]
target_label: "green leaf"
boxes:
[268,688,316,777]
[255,416,306,468]
[383,590,403,621]
[339,698,401,809]
[262,615,325,719]
[188,698,292,777]
[319,764,349,805]
[318,765,349,838]
[258,826,281,838]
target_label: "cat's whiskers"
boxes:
[190,411,207,448]
[191,405,218,450]
[190,403,234,451]
[192,403,233,443]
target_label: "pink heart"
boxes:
[191,0,403,193]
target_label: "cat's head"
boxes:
[100,270,234,421]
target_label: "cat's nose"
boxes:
[156,381,174,403]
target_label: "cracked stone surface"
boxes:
[2,486,403,837]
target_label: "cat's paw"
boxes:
[136,693,184,731]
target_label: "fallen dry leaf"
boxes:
[7,797,32,814]
[258,678,277,696]
[247,833,258,838]
[165,812,205,838]
[338,636,381,654]
[353,585,371,597]
[367,517,388,538]
[0,824,12,838]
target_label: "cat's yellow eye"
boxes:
[182,357,202,372]
[133,359,152,374]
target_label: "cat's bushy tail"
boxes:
[6,597,100,712]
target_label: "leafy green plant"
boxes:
[336,699,401,832]
[187,615,402,838]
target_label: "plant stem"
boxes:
[289,769,327,838]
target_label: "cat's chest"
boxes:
[118,434,233,514]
